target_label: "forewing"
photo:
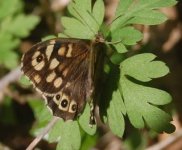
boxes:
[21,38,92,120]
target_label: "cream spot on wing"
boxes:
[31,59,37,66]
[49,58,59,70]
[53,92,62,105]
[46,45,54,60]
[34,74,41,83]
[32,51,40,59]
[53,98,59,105]
[46,71,56,83]
[68,101,77,113]
[54,77,63,88]
[58,47,66,56]
[66,44,73,57]
[34,61,45,71]
[58,95,69,111]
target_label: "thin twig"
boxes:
[26,117,59,150]
[146,130,182,150]
[0,67,22,91]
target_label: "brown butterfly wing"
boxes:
[21,38,92,120]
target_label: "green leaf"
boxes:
[124,129,147,150]
[61,17,93,39]
[107,89,125,137]
[56,121,81,150]
[120,76,175,133]
[28,99,52,137]
[110,52,125,65]
[111,27,143,52]
[0,0,23,20]
[115,0,133,17]
[92,0,105,26]
[68,0,91,18]
[67,0,98,35]
[112,43,128,54]
[63,0,104,39]
[128,10,167,25]
[19,75,31,87]
[48,120,64,142]
[2,50,19,69]
[80,133,98,150]
[0,32,19,69]
[138,0,177,9]
[119,54,175,133]
[0,32,19,51]
[79,104,96,135]
[1,14,40,38]
[121,53,170,82]
[29,99,52,122]
[111,0,177,31]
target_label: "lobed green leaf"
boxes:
[107,89,126,137]
[111,0,177,31]
[0,32,19,69]
[63,0,104,39]
[0,0,23,20]
[121,53,170,82]
[56,121,81,150]
[112,42,128,54]
[92,0,105,26]
[128,10,167,25]
[120,75,175,133]
[28,99,52,137]
[61,17,93,39]
[48,120,64,143]
[1,14,40,38]
[112,27,143,45]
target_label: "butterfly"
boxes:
[21,36,105,125]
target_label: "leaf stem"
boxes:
[26,117,59,150]
[0,67,21,91]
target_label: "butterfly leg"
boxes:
[89,99,96,127]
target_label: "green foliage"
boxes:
[27,0,177,149]
[0,0,40,69]
[80,133,98,150]
[29,99,52,137]
[107,89,126,137]
[19,76,31,87]
[54,121,81,150]
[120,53,175,133]
[110,0,177,53]
[60,0,104,39]
[111,26,143,53]
[111,0,177,30]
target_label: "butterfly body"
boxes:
[21,38,104,121]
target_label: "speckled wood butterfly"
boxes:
[21,36,105,124]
